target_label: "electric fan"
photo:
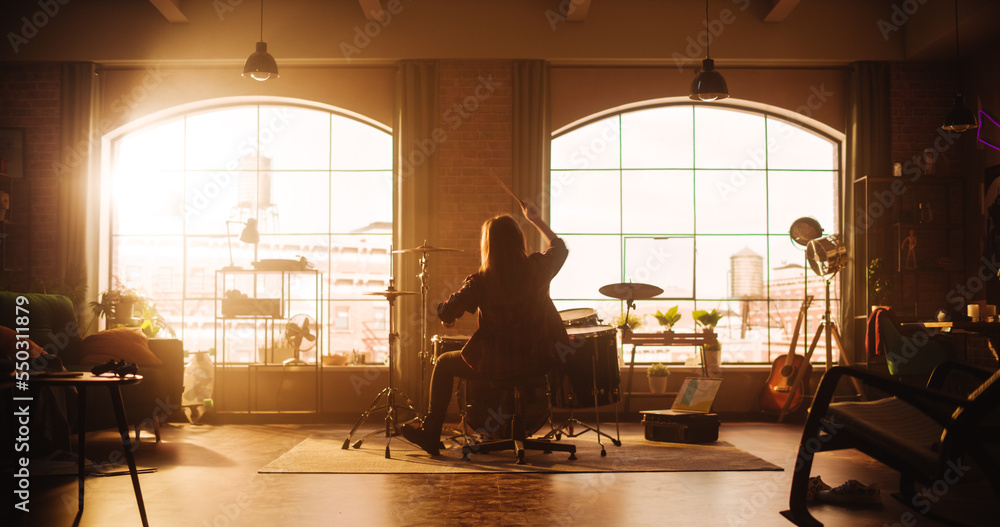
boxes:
[283,314,317,365]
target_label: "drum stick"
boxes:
[493,171,522,205]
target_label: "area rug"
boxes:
[259,430,782,474]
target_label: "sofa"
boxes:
[0,291,184,441]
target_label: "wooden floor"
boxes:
[7,419,996,527]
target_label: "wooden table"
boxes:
[620,328,717,413]
[916,320,1000,335]
[29,372,149,527]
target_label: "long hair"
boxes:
[479,215,528,288]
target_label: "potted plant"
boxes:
[868,257,893,311]
[653,306,681,333]
[647,362,670,393]
[90,278,143,327]
[692,308,723,333]
[612,312,642,331]
[133,298,173,338]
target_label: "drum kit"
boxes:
[341,234,666,458]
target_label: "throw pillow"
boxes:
[80,327,163,366]
[1,325,44,358]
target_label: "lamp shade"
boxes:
[942,94,978,132]
[240,218,260,244]
[689,58,729,102]
[243,42,279,81]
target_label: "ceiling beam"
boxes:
[148,0,188,23]
[566,0,592,22]
[763,0,801,22]
[359,0,384,21]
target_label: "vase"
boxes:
[648,376,668,394]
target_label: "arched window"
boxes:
[550,102,842,364]
[106,102,393,362]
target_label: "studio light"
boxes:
[243,0,279,81]
[941,0,977,132]
[690,0,729,102]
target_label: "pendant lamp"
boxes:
[941,0,976,132]
[243,0,279,81]
[690,0,729,101]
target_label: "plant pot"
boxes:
[648,376,669,394]
[112,300,135,326]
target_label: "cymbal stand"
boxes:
[417,246,431,413]
[341,279,421,459]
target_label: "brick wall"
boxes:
[890,62,964,173]
[429,60,513,334]
[0,63,61,290]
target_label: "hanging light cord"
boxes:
[259,0,264,42]
[953,0,962,88]
[705,0,711,58]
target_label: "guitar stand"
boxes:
[777,277,865,422]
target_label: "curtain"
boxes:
[511,60,551,251]
[843,61,891,365]
[56,62,101,322]
[393,60,439,405]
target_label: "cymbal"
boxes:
[599,282,663,301]
[392,244,463,254]
[364,289,419,299]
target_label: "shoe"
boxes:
[817,479,881,504]
[806,476,832,501]
[401,422,440,456]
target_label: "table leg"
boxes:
[108,385,149,527]
[77,386,86,512]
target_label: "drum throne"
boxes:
[461,375,578,464]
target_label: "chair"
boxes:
[461,375,577,464]
[781,363,1000,526]
[866,307,950,380]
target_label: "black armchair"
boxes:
[781,363,1000,526]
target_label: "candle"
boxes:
[967,304,980,322]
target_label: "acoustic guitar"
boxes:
[760,296,814,414]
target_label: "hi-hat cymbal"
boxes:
[365,289,419,299]
[599,282,663,301]
[392,244,463,254]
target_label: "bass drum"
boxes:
[559,307,599,328]
[461,377,550,440]
[549,325,621,408]
[431,334,471,358]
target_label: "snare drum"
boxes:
[549,325,621,408]
[431,334,470,357]
[559,307,599,328]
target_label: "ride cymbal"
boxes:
[598,282,663,301]
[392,244,463,254]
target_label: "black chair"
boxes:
[781,363,1000,526]
[461,375,577,464]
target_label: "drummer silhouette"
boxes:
[401,198,570,456]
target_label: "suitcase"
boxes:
[640,409,720,443]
